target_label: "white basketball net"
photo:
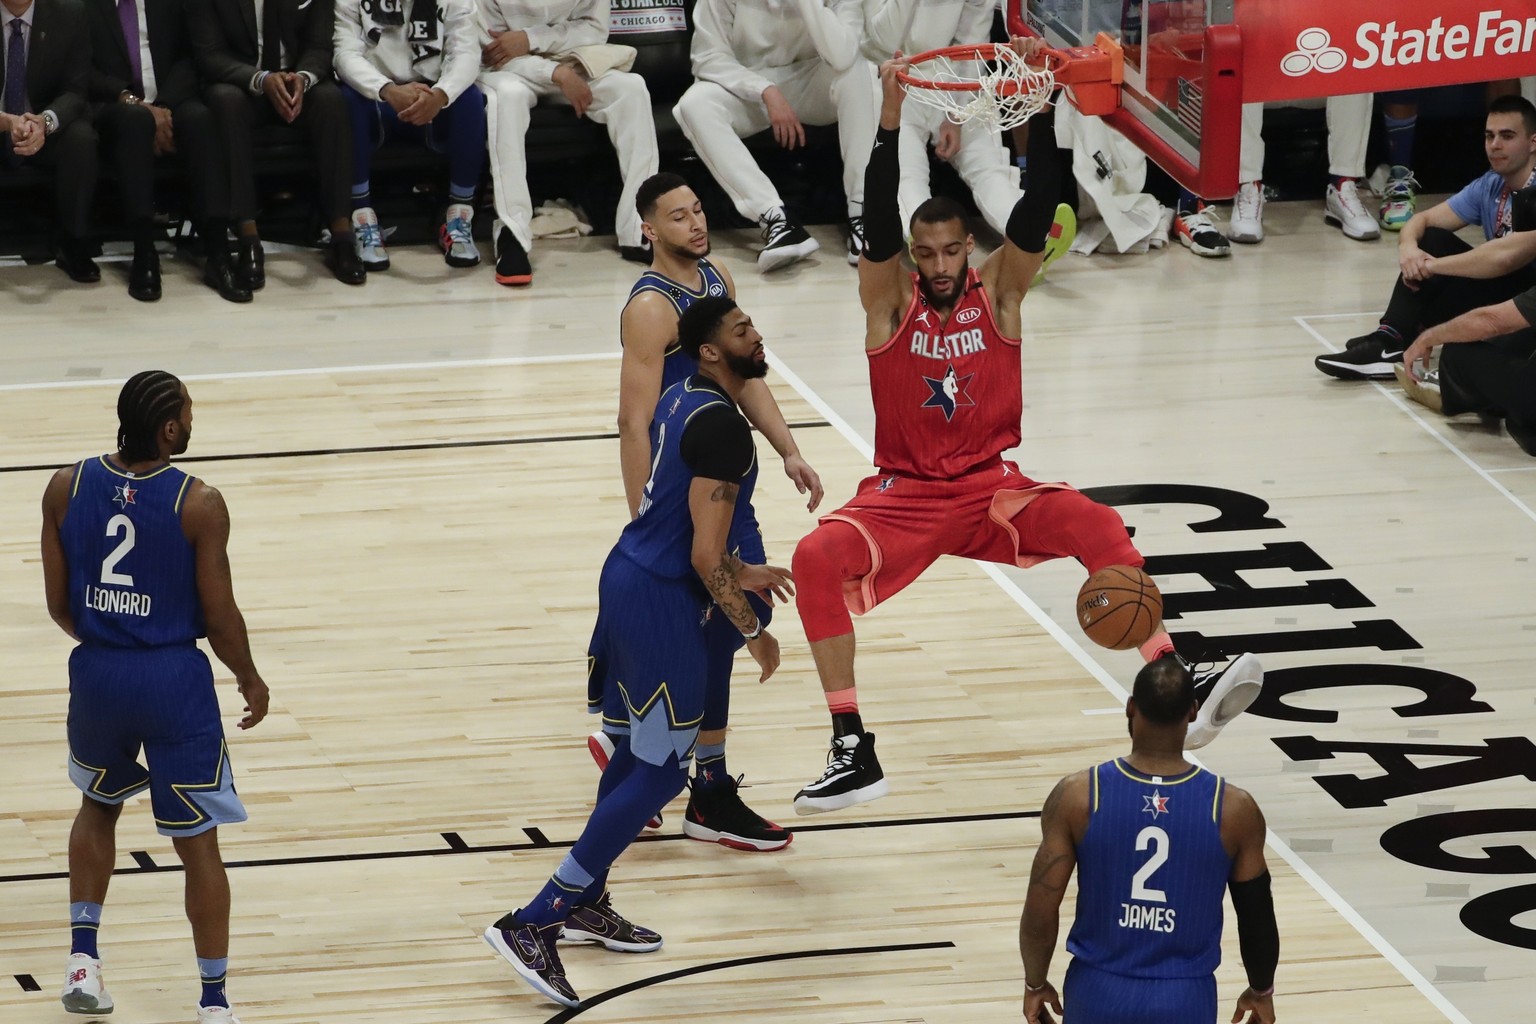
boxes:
[902,46,1056,131]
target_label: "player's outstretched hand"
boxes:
[782,453,825,512]
[878,54,909,115]
[237,675,270,729]
[1023,980,1062,1024]
[1231,987,1275,1024]
[1009,34,1050,63]
[737,562,795,604]
[746,630,781,683]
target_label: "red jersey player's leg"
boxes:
[986,484,1267,750]
[791,475,956,815]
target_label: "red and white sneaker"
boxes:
[197,1005,242,1024]
[587,732,662,830]
[61,953,113,1015]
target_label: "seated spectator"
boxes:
[1397,221,1536,455]
[862,0,1022,237]
[1315,96,1536,381]
[190,0,365,287]
[1229,95,1378,246]
[674,0,877,272]
[333,0,485,271]
[87,0,247,302]
[477,0,658,286]
[2,0,99,285]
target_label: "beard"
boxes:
[172,424,191,456]
[724,349,769,381]
[916,270,962,311]
[661,236,710,261]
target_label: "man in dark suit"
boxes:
[87,0,249,302]
[2,0,101,284]
[189,0,364,286]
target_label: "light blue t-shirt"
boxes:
[1446,169,1535,240]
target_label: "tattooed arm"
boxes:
[689,478,757,634]
[1020,770,1089,1023]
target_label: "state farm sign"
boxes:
[1234,1,1536,102]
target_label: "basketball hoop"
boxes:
[897,37,1123,131]
[897,44,1057,131]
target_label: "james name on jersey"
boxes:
[1117,902,1177,933]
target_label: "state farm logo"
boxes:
[1282,12,1534,77]
[1282,28,1347,77]
[955,307,981,325]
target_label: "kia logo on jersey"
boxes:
[955,308,982,325]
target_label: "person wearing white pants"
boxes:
[862,0,1022,235]
[1230,93,1378,244]
[675,0,879,271]
[478,0,660,286]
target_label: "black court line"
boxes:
[0,810,1039,885]
[129,851,156,869]
[0,422,834,475]
[14,974,41,992]
[542,940,958,1023]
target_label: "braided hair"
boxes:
[116,371,185,463]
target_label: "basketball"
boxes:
[1076,566,1163,651]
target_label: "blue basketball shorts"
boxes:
[1063,959,1216,1024]
[585,552,711,767]
[66,644,247,838]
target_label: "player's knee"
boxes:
[1072,498,1142,573]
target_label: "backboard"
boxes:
[1007,0,1242,199]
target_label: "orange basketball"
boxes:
[1076,566,1163,651]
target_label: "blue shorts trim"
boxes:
[67,645,248,837]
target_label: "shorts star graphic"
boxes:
[921,363,975,421]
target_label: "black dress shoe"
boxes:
[236,237,265,290]
[324,236,367,285]
[203,257,253,304]
[128,249,162,302]
[56,245,101,284]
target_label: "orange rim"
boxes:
[895,43,1063,92]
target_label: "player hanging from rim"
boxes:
[788,45,1265,815]
[583,172,825,850]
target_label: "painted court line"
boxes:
[1296,314,1536,530]
[0,350,622,393]
[768,342,1473,1024]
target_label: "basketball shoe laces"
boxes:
[1334,180,1371,222]
[1383,172,1419,203]
[760,209,793,248]
[356,218,384,252]
[810,736,858,785]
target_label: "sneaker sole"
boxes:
[1324,213,1381,241]
[1186,653,1263,750]
[61,990,113,1014]
[587,734,662,830]
[1174,233,1230,258]
[360,258,390,272]
[494,271,532,286]
[1393,365,1443,413]
[1229,228,1263,244]
[482,926,579,1008]
[1314,356,1399,381]
[758,238,820,272]
[558,927,663,953]
[445,255,482,269]
[681,819,793,852]
[793,777,889,816]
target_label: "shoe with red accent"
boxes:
[683,775,792,851]
[588,731,662,830]
[61,953,113,1015]
[493,222,531,286]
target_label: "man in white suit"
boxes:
[478,0,660,285]
[674,0,879,272]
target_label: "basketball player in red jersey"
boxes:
[790,47,1265,815]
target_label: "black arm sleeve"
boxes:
[679,405,755,481]
[863,126,905,262]
[1515,285,1536,329]
[1006,102,1062,254]
[1228,870,1279,992]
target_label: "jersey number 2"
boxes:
[1131,826,1170,903]
[101,514,136,587]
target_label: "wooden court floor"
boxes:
[1,199,1530,1024]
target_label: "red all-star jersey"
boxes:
[867,268,1023,480]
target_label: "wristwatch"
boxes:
[41,110,59,135]
[119,91,143,105]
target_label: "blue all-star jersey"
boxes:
[1066,759,1234,978]
[61,456,204,648]
[625,257,730,391]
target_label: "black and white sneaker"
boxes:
[483,916,579,1007]
[1314,339,1404,380]
[559,891,663,953]
[1183,653,1264,750]
[684,776,793,851]
[846,215,865,266]
[757,208,819,272]
[794,732,889,815]
[1172,204,1231,258]
[494,221,532,286]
